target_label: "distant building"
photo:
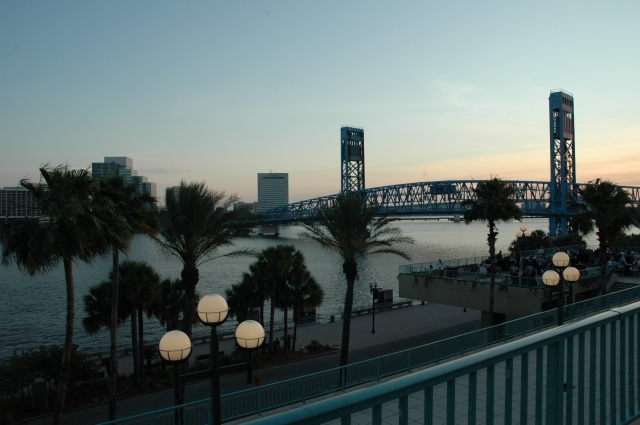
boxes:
[233,201,259,213]
[0,186,41,218]
[257,172,288,213]
[170,186,180,201]
[91,156,156,197]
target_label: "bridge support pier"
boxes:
[258,224,279,237]
[453,214,461,223]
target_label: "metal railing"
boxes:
[245,301,640,424]
[98,283,640,425]
[414,266,601,289]
[400,246,640,276]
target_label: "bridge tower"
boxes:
[341,126,365,193]
[548,90,576,236]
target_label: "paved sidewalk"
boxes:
[20,302,481,425]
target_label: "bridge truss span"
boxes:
[264,180,554,224]
[263,180,640,230]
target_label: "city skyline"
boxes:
[2,2,640,204]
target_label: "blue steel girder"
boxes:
[263,180,640,226]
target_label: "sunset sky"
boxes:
[2,1,639,203]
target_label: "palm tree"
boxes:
[150,278,197,332]
[0,165,112,425]
[461,177,523,326]
[300,192,413,366]
[120,261,161,384]
[225,273,262,323]
[570,180,640,292]
[291,271,324,352]
[248,260,269,328]
[508,229,549,255]
[82,281,129,335]
[154,181,255,337]
[93,175,156,419]
[256,245,297,357]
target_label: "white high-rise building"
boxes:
[0,186,40,218]
[257,172,288,213]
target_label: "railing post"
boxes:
[302,377,306,404]
[399,395,408,425]
[545,340,564,425]
[257,386,262,415]
[372,404,382,425]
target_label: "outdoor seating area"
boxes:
[401,245,640,290]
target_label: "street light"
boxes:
[235,320,265,384]
[197,294,229,425]
[542,252,580,326]
[158,330,192,425]
[516,226,532,276]
[369,282,378,334]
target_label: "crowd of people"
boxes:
[427,245,640,287]
[606,249,639,275]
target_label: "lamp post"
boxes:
[158,330,192,425]
[369,282,378,334]
[235,320,265,385]
[197,294,229,425]
[542,252,580,326]
[516,225,532,275]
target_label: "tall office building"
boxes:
[0,186,40,218]
[257,172,288,213]
[91,156,156,197]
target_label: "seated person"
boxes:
[510,264,519,276]
[427,265,434,275]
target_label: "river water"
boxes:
[0,218,571,360]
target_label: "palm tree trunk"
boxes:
[598,232,609,294]
[181,265,199,337]
[269,284,276,358]
[130,305,140,387]
[340,260,358,367]
[260,300,266,356]
[488,221,497,327]
[292,303,299,352]
[52,256,75,425]
[283,306,289,354]
[138,308,145,379]
[109,248,119,420]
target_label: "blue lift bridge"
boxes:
[263,91,640,236]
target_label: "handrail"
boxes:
[245,303,637,424]
[97,282,640,425]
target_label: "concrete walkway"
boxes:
[20,302,481,425]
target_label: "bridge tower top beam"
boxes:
[341,126,365,193]
[549,90,576,236]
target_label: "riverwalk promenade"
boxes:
[20,302,482,425]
